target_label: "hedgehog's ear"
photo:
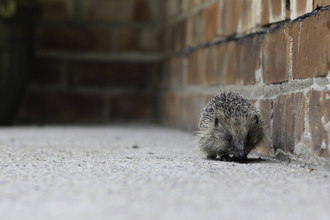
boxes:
[215,118,219,127]
[254,115,259,124]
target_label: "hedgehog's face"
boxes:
[213,112,264,160]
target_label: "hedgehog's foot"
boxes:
[219,154,234,162]
[206,154,217,160]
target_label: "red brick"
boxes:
[37,25,111,52]
[185,15,194,46]
[180,94,189,128]
[182,94,193,130]
[117,28,159,52]
[237,35,261,85]
[159,93,170,124]
[199,48,208,84]
[159,92,181,126]
[32,58,62,84]
[22,92,103,121]
[162,93,172,124]
[160,56,179,87]
[110,94,151,120]
[262,24,290,84]
[261,0,288,26]
[205,45,218,85]
[181,0,189,12]
[161,0,167,22]
[139,29,160,52]
[271,0,284,19]
[261,0,270,26]
[178,93,187,127]
[164,26,175,51]
[174,20,186,50]
[309,90,330,160]
[188,0,201,9]
[238,0,254,33]
[68,61,150,87]
[42,0,74,20]
[183,94,207,131]
[273,95,286,152]
[190,11,202,45]
[160,59,171,87]
[202,2,219,41]
[183,93,191,129]
[297,0,308,12]
[170,56,184,86]
[218,0,240,36]
[273,92,306,153]
[217,41,238,85]
[314,0,330,9]
[82,0,156,23]
[285,94,295,151]
[187,48,206,85]
[187,50,198,85]
[255,99,273,154]
[161,92,191,128]
[166,0,180,18]
[117,29,140,51]
[170,93,181,125]
[82,0,133,23]
[290,0,313,19]
[161,58,174,87]
[133,0,154,22]
[291,9,330,79]
[293,92,306,147]
[285,92,306,153]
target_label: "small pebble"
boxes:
[126,156,133,159]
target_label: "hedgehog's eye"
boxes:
[215,118,219,127]
[246,133,251,142]
[254,115,259,124]
[227,135,232,142]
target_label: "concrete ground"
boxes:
[0,124,330,220]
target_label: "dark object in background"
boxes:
[0,5,40,125]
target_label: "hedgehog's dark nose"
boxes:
[238,152,247,160]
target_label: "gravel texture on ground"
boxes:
[0,125,329,220]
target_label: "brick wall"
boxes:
[159,0,330,164]
[17,0,330,165]
[19,0,161,123]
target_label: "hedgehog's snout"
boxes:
[237,151,247,160]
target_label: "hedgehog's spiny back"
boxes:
[199,92,257,129]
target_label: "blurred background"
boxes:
[0,0,162,125]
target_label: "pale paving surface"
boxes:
[0,125,329,220]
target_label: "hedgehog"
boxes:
[196,92,265,161]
